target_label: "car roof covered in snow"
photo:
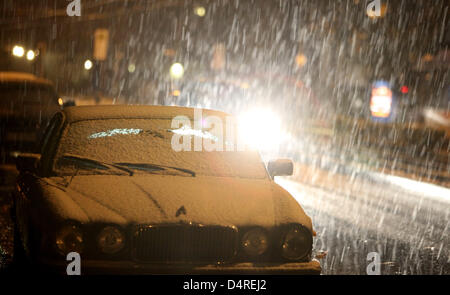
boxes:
[0,72,53,85]
[62,105,233,123]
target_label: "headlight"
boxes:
[237,108,284,151]
[281,225,312,261]
[97,226,125,254]
[241,228,269,256]
[56,225,84,255]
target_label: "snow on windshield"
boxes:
[54,118,268,179]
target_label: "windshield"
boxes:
[54,118,268,179]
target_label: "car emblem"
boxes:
[175,206,187,217]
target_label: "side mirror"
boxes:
[16,153,41,173]
[267,159,294,179]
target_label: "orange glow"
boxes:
[372,86,391,97]
[370,86,392,118]
[295,54,308,67]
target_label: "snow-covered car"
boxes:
[12,105,321,275]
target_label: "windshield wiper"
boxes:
[60,154,134,176]
[114,162,196,177]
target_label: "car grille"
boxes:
[132,224,238,264]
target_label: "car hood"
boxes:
[38,175,312,230]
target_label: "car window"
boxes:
[53,118,268,179]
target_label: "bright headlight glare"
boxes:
[97,226,125,254]
[56,225,84,255]
[281,226,311,261]
[237,108,283,151]
[241,228,269,256]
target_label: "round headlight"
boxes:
[97,226,125,254]
[56,225,83,255]
[241,228,269,256]
[281,225,312,261]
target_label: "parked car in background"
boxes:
[0,72,61,187]
[13,105,321,274]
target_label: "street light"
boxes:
[26,50,36,61]
[170,63,184,79]
[12,45,25,57]
[194,6,206,17]
[84,59,93,70]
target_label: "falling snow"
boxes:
[0,0,449,275]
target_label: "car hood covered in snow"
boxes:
[37,175,312,230]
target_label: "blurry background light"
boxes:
[12,45,25,57]
[163,48,176,57]
[194,6,206,17]
[128,63,136,73]
[26,50,35,61]
[84,59,93,70]
[370,83,393,118]
[170,63,184,79]
[240,82,250,89]
[295,54,308,67]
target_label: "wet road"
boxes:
[276,165,450,275]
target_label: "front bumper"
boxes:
[36,258,322,275]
